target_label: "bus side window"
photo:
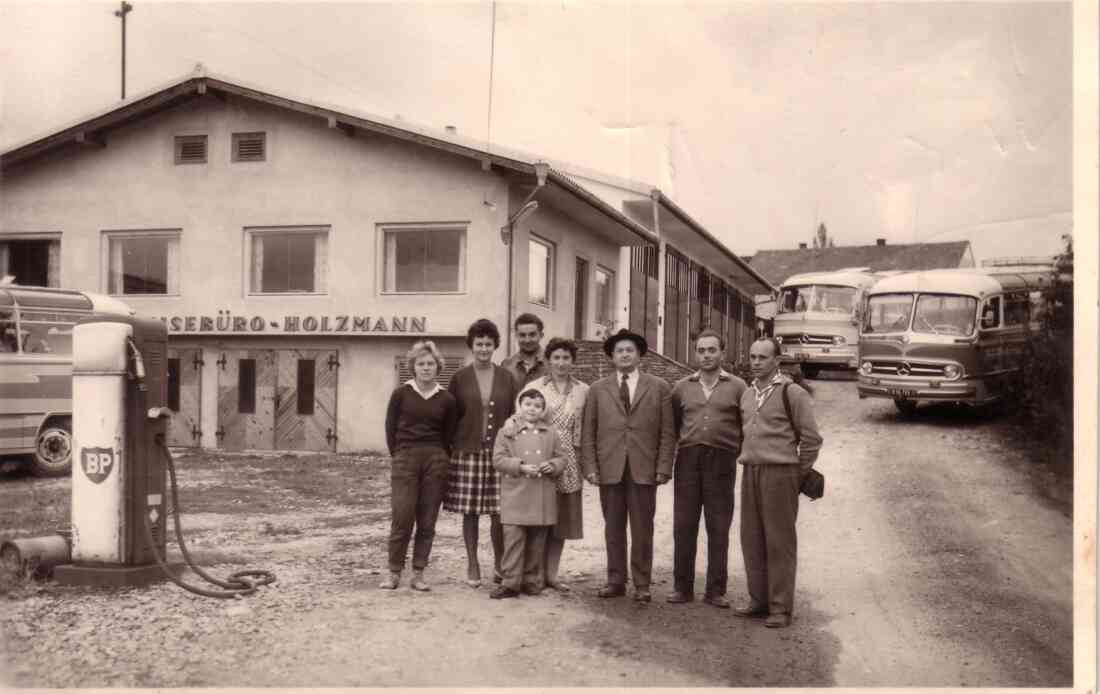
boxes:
[980,297,1001,330]
[1004,292,1030,326]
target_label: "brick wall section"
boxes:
[573,340,755,386]
[573,340,693,385]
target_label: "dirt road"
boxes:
[0,377,1074,687]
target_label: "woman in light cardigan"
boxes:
[502,337,589,590]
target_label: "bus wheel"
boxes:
[802,365,820,379]
[33,420,72,477]
[894,399,918,418]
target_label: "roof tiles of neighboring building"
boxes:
[747,241,973,287]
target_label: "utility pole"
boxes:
[114,2,133,99]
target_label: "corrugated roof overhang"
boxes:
[622,195,774,296]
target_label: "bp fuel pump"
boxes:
[49,316,273,596]
[54,315,179,586]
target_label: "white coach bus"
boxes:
[773,268,882,378]
[0,283,132,476]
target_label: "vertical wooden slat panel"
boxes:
[167,348,201,447]
[275,349,339,451]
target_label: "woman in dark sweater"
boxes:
[382,340,457,591]
[443,319,518,587]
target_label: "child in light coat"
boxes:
[490,388,565,598]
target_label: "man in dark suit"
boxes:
[580,329,676,602]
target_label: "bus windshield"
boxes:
[911,294,978,336]
[863,293,914,333]
[777,284,858,315]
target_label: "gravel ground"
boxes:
[0,377,1078,688]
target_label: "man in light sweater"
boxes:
[735,337,823,628]
[668,329,747,608]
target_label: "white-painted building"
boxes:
[1,71,771,453]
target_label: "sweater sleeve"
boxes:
[447,372,466,425]
[384,387,403,456]
[655,381,677,477]
[441,393,458,458]
[789,385,823,466]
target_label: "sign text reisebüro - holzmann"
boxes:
[157,311,427,334]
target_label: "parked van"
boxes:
[773,268,881,378]
[0,284,132,475]
[856,267,1050,416]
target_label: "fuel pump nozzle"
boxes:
[126,337,146,389]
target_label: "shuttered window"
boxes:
[394,355,464,388]
[174,135,207,164]
[232,132,266,162]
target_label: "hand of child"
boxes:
[520,463,539,477]
[538,461,555,475]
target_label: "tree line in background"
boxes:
[1011,233,1074,470]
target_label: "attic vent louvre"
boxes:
[232,132,266,162]
[174,135,207,164]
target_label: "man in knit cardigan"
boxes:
[736,337,823,628]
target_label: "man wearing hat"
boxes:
[580,328,676,602]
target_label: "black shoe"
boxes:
[703,594,731,609]
[597,584,626,598]
[490,586,520,600]
[665,591,693,604]
[733,602,768,618]
[765,613,792,628]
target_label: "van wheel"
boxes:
[32,421,72,477]
[801,365,820,379]
[894,399,918,418]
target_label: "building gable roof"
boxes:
[747,241,973,286]
[0,70,656,245]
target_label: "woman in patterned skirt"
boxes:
[510,337,589,591]
[444,319,518,586]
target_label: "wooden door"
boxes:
[275,350,338,451]
[217,349,276,450]
[166,348,202,447]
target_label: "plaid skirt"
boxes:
[442,449,500,515]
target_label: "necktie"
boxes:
[620,373,631,414]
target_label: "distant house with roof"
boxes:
[747,238,975,288]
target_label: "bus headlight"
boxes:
[943,364,962,381]
[832,336,846,346]
[859,361,873,376]
[775,335,784,344]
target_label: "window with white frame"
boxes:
[0,235,61,287]
[247,226,329,294]
[528,235,555,307]
[381,224,466,293]
[594,266,615,326]
[104,230,180,295]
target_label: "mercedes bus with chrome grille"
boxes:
[1,284,132,476]
[856,267,1049,416]
[773,268,881,378]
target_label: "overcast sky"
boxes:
[0,1,1074,262]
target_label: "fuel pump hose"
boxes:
[143,437,276,598]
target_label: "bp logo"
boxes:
[81,447,117,484]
